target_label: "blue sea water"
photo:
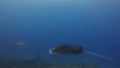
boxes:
[0,0,120,68]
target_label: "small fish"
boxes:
[16,42,31,48]
[49,44,117,62]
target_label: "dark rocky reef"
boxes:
[0,60,97,68]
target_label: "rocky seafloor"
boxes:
[0,60,97,68]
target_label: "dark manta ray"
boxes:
[49,44,116,61]
[49,44,84,55]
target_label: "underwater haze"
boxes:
[0,0,120,68]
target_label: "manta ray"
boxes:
[49,44,116,62]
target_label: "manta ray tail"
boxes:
[85,50,117,62]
